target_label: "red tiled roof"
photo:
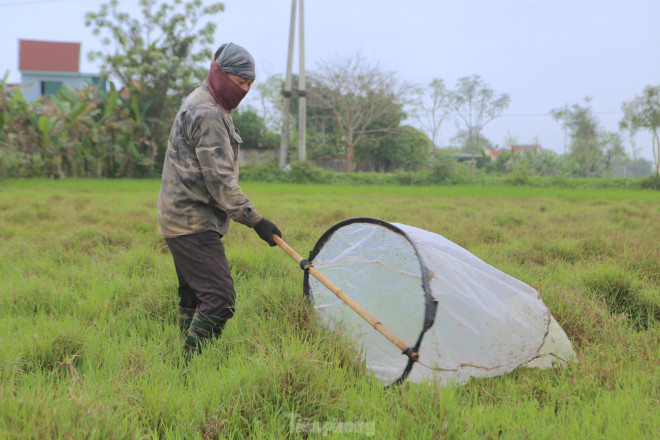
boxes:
[19,39,80,72]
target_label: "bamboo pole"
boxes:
[274,235,419,361]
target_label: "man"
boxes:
[157,42,282,358]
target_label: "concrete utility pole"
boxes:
[297,0,307,161]
[278,0,306,168]
[278,0,296,169]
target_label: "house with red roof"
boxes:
[18,39,104,101]
[511,144,539,155]
[484,149,504,162]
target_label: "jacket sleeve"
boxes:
[192,110,262,227]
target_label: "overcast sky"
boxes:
[1,0,659,161]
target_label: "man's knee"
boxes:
[198,298,235,320]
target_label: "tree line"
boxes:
[1,0,658,179]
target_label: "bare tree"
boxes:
[450,75,510,170]
[308,54,415,172]
[412,79,452,147]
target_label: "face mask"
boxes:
[205,60,248,112]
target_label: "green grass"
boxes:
[0,179,658,439]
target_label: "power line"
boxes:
[500,111,621,118]
[0,0,86,7]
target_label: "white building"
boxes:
[18,39,103,101]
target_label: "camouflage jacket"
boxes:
[157,82,262,238]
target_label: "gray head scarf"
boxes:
[215,43,256,80]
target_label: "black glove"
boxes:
[253,218,281,246]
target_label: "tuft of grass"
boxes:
[583,265,659,330]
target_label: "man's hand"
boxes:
[253,218,282,246]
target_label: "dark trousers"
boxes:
[165,231,235,320]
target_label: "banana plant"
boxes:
[48,85,101,177]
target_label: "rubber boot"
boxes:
[183,310,228,359]
[178,307,196,336]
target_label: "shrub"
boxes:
[287,161,332,184]
[503,172,534,186]
[240,161,287,182]
[430,153,465,184]
[640,174,660,190]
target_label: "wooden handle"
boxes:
[274,234,418,361]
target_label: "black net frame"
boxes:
[302,217,438,385]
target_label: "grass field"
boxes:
[0,179,658,439]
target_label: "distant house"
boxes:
[484,149,504,162]
[18,39,104,101]
[511,144,539,155]
[452,152,476,163]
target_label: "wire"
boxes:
[0,0,87,7]
[500,111,621,118]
